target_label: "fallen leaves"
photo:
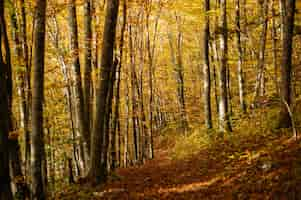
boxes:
[54,131,301,200]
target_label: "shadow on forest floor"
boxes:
[56,128,301,200]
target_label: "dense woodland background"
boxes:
[1,0,301,199]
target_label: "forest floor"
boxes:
[57,128,301,200]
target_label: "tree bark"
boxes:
[203,0,213,129]
[31,0,47,199]
[68,0,90,169]
[9,7,29,199]
[83,0,93,137]
[168,20,188,132]
[89,0,120,185]
[218,0,232,133]
[0,2,14,199]
[254,0,269,104]
[146,2,160,159]
[235,0,247,113]
[48,15,82,176]
[129,25,140,163]
[278,0,296,128]
[19,0,31,180]
[271,0,279,96]
[111,0,127,168]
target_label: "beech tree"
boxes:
[89,0,120,184]
[0,1,13,199]
[1,0,301,198]
[278,0,296,128]
[235,0,247,113]
[218,0,232,133]
[9,6,28,198]
[203,0,212,129]
[83,0,92,139]
[254,0,269,104]
[31,0,47,199]
[168,17,188,131]
[68,0,90,170]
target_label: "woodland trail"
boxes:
[59,134,301,200]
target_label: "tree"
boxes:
[68,0,90,169]
[203,0,213,129]
[9,6,28,199]
[31,0,47,199]
[168,16,188,132]
[129,24,140,162]
[278,0,296,128]
[0,1,13,199]
[89,0,120,184]
[19,0,31,180]
[235,0,247,113]
[253,0,269,104]
[83,0,92,139]
[111,0,128,168]
[218,0,232,133]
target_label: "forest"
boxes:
[1,0,301,199]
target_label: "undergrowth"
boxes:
[164,104,300,161]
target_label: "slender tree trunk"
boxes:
[107,59,118,170]
[254,0,269,104]
[146,3,160,159]
[136,17,148,162]
[112,0,127,168]
[129,25,140,162]
[278,0,296,128]
[89,0,120,185]
[168,24,188,131]
[218,0,232,133]
[68,0,90,169]
[279,0,286,41]
[235,0,247,113]
[203,0,213,129]
[48,15,83,176]
[271,0,279,96]
[212,0,220,117]
[83,0,93,135]
[226,65,233,116]
[124,71,130,167]
[9,7,29,199]
[212,51,219,115]
[18,0,31,180]
[31,0,47,199]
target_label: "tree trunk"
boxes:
[278,0,296,128]
[9,7,28,199]
[129,25,140,163]
[112,0,127,168]
[124,69,130,167]
[89,0,120,185]
[235,0,247,113]
[218,0,232,133]
[146,3,160,159]
[106,59,117,170]
[19,0,31,181]
[254,0,269,104]
[31,0,47,199]
[83,0,93,136]
[271,0,279,96]
[168,22,188,131]
[0,2,14,199]
[203,0,213,129]
[212,0,221,118]
[68,0,90,170]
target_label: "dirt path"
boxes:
[59,134,301,199]
[94,149,225,200]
